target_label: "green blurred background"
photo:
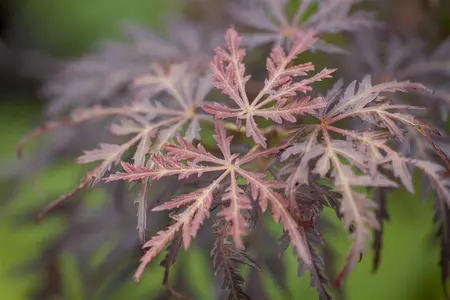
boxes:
[0,0,446,299]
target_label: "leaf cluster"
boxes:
[14,1,450,299]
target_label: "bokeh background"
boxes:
[0,1,449,299]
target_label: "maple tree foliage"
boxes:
[104,28,446,296]
[280,75,436,285]
[37,18,220,116]
[341,27,450,281]
[204,28,334,148]
[229,0,376,52]
[105,121,311,282]
[13,1,450,299]
[17,62,213,234]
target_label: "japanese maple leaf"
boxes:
[228,0,376,53]
[42,18,221,116]
[343,29,450,120]
[204,27,334,148]
[280,76,434,285]
[105,121,311,282]
[18,63,213,227]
